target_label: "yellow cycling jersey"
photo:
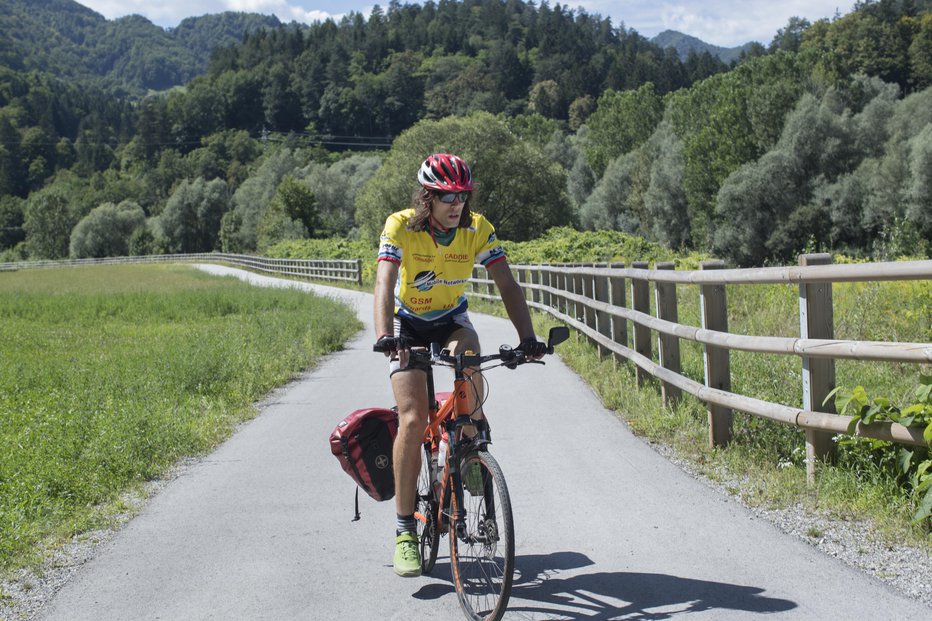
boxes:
[378,208,506,321]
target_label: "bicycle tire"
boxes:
[449,450,514,621]
[415,445,440,574]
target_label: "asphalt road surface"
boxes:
[37,265,931,621]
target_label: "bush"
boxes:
[70,201,146,258]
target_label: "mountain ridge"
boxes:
[651,29,759,64]
[0,0,282,93]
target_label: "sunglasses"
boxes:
[435,191,469,204]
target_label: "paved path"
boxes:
[37,266,930,620]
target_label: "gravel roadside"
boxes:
[654,443,932,609]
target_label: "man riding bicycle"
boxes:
[373,153,545,577]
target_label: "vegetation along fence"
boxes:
[0,253,364,285]
[469,254,932,482]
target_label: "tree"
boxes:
[302,155,380,236]
[156,177,231,253]
[567,95,595,131]
[354,112,572,242]
[0,195,25,250]
[801,10,913,91]
[565,127,596,212]
[906,123,932,242]
[220,148,305,252]
[666,67,764,249]
[256,176,319,251]
[527,79,563,119]
[579,149,648,234]
[69,200,145,258]
[0,116,25,197]
[167,80,225,149]
[908,13,932,90]
[585,82,663,177]
[713,150,802,266]
[643,121,690,249]
[23,187,76,259]
[505,113,562,150]
[770,17,812,52]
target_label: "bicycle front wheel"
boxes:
[449,450,515,621]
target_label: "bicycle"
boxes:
[375,326,569,621]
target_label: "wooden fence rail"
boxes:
[469,254,932,482]
[0,253,364,286]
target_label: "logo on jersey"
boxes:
[412,270,438,291]
[409,270,470,291]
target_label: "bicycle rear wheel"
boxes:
[415,445,440,574]
[449,450,514,621]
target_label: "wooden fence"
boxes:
[469,253,932,482]
[0,253,364,286]
[6,250,929,481]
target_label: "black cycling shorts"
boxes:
[389,311,476,375]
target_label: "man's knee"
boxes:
[448,329,480,355]
[397,407,426,434]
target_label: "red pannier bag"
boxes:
[330,408,399,511]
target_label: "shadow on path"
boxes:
[413,551,797,620]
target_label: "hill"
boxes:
[651,30,758,64]
[0,0,281,93]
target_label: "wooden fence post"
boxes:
[565,265,576,321]
[530,265,540,306]
[594,269,611,359]
[580,267,594,337]
[701,260,732,447]
[630,261,651,387]
[655,262,682,407]
[799,253,837,484]
[609,263,627,368]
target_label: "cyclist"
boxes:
[373,153,545,577]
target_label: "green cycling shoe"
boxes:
[393,531,422,577]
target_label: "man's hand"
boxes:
[374,335,412,368]
[374,334,410,355]
[516,337,546,360]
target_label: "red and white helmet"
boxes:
[417,153,473,191]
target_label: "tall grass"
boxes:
[0,265,361,569]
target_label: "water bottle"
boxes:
[435,433,448,487]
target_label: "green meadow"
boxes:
[0,265,361,569]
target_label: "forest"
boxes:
[0,0,930,267]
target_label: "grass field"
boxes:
[0,264,361,570]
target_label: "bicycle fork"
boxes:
[445,449,500,546]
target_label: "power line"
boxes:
[0,129,396,149]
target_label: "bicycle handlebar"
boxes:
[373,326,570,370]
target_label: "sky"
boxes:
[74,0,851,47]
